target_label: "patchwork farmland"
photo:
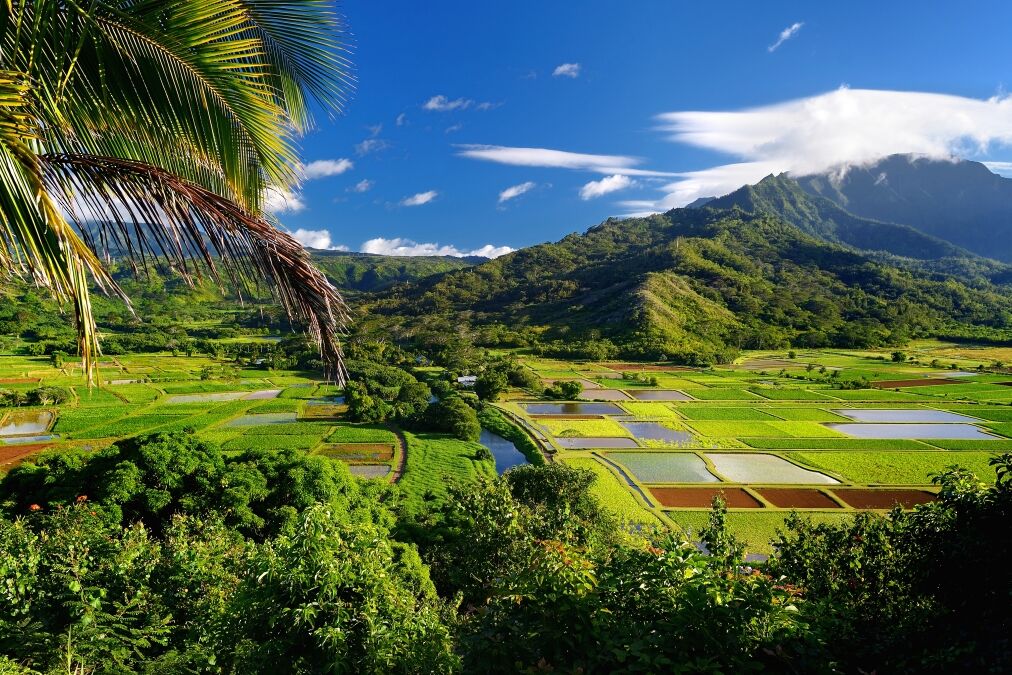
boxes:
[507,345,1012,551]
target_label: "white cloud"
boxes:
[349,179,374,193]
[456,144,675,176]
[983,161,1012,176]
[498,181,537,203]
[303,159,353,179]
[396,112,408,126]
[401,190,438,206]
[475,101,501,111]
[445,123,464,134]
[355,138,390,156]
[553,63,581,78]
[361,237,513,258]
[769,21,804,52]
[423,95,472,112]
[367,123,383,137]
[579,174,635,200]
[264,188,305,214]
[640,88,1012,210]
[289,228,348,251]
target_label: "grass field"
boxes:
[397,432,495,514]
[560,457,661,526]
[539,418,631,437]
[787,451,998,484]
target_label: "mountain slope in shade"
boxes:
[795,155,1012,261]
[707,174,967,260]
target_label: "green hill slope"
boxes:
[367,206,1012,363]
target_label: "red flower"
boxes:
[28,504,41,512]
[76,495,88,503]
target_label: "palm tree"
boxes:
[0,0,353,383]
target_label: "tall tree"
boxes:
[0,0,353,382]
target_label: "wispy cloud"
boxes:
[423,95,472,112]
[445,123,464,134]
[638,88,1012,210]
[401,190,438,206]
[264,188,305,214]
[983,161,1012,176]
[456,144,674,176]
[303,159,353,179]
[361,237,513,258]
[396,112,408,126]
[349,179,374,193]
[553,62,581,78]
[289,228,348,251]
[579,174,635,200]
[355,138,391,156]
[498,181,537,204]
[768,21,804,52]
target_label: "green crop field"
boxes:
[787,451,998,484]
[560,457,660,526]
[765,408,851,421]
[619,401,681,418]
[397,432,496,514]
[678,407,778,421]
[539,418,631,437]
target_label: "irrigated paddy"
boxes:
[620,422,695,445]
[523,402,625,415]
[826,423,996,439]
[833,409,979,423]
[607,452,718,483]
[706,453,839,484]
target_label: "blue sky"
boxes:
[274,1,1012,256]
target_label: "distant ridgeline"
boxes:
[364,166,1012,365]
[309,251,481,293]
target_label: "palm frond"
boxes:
[44,153,349,383]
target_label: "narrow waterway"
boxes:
[479,429,529,475]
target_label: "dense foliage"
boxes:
[364,195,1012,365]
[0,431,1008,672]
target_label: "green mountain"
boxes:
[707,174,966,259]
[367,202,1012,364]
[309,251,480,292]
[795,155,1012,261]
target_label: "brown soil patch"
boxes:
[832,488,936,509]
[755,488,841,509]
[0,378,39,384]
[604,363,693,372]
[873,378,958,388]
[0,443,52,467]
[650,487,762,508]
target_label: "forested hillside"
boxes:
[366,206,1012,364]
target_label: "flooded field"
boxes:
[620,422,695,445]
[833,409,979,423]
[826,423,996,439]
[0,411,54,436]
[348,464,391,479]
[706,453,840,484]
[524,402,625,415]
[607,452,718,483]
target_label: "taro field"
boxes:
[509,343,1012,552]
[0,353,411,483]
